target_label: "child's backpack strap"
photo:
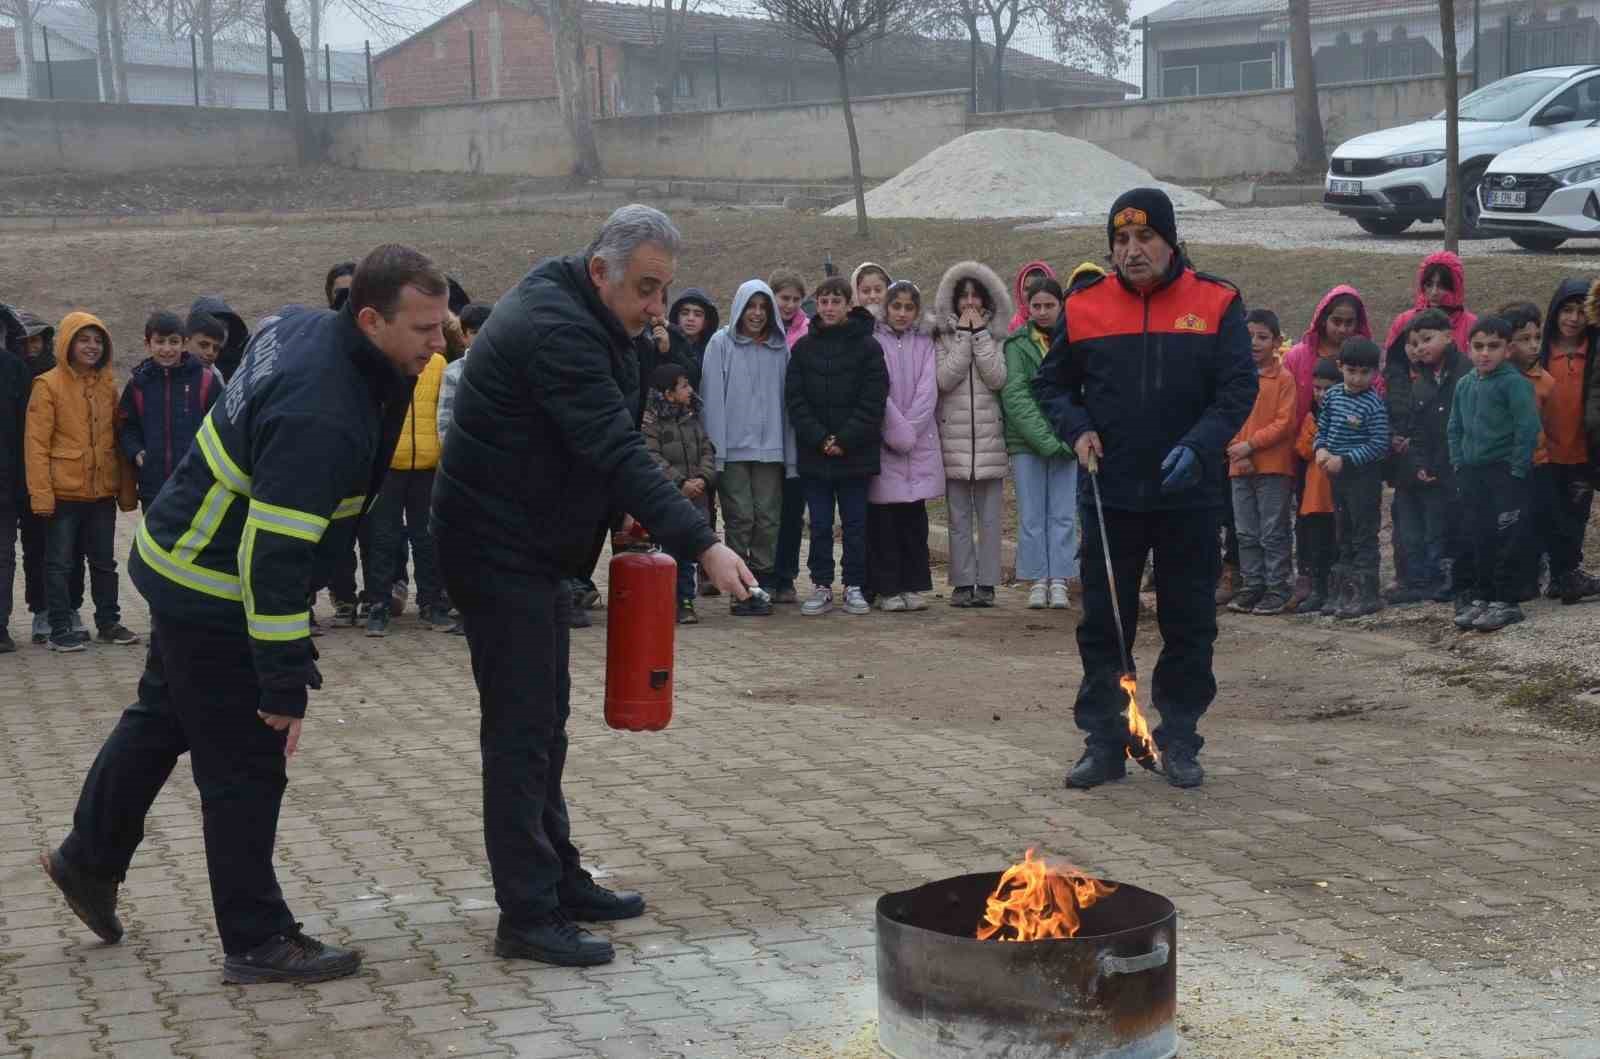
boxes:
[132,385,144,420]
[197,368,213,411]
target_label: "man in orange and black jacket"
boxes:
[1035,188,1256,791]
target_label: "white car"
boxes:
[1325,65,1600,237]
[1477,128,1600,250]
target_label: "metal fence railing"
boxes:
[0,14,372,110]
[1134,0,1600,101]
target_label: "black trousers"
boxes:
[1331,463,1383,578]
[774,476,806,588]
[1297,512,1336,578]
[1539,462,1594,577]
[1076,505,1219,754]
[367,468,442,608]
[1460,463,1530,603]
[865,501,932,598]
[441,557,581,925]
[328,515,381,604]
[46,499,119,634]
[58,613,296,954]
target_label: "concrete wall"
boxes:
[324,95,576,176]
[969,73,1471,180]
[0,97,300,173]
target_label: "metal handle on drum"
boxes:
[1100,941,1170,976]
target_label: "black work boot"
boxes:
[495,912,615,966]
[221,925,361,984]
[1320,569,1345,616]
[1064,748,1127,789]
[1337,573,1383,619]
[40,849,123,944]
[1559,569,1600,605]
[1301,574,1329,614]
[559,872,645,922]
[1164,745,1205,788]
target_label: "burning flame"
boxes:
[976,849,1117,942]
[1121,675,1162,772]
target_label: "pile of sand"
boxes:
[830,128,1219,221]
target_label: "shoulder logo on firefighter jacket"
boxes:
[1173,313,1208,333]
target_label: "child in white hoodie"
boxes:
[700,280,795,616]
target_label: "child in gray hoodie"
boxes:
[701,279,796,616]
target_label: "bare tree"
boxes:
[1440,0,1460,250]
[921,0,1127,113]
[1288,0,1324,170]
[549,0,601,179]
[647,0,692,114]
[753,0,914,237]
[0,0,52,98]
[1044,0,1128,85]
[265,0,314,160]
[108,0,128,101]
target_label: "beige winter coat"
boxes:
[930,261,1014,482]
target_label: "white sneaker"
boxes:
[1049,579,1071,610]
[1027,581,1048,609]
[843,586,871,615]
[879,593,908,612]
[801,586,833,616]
[903,591,928,611]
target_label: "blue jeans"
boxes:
[46,499,119,635]
[1391,483,1451,588]
[1012,453,1079,581]
[803,476,869,589]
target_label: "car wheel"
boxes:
[1509,235,1568,252]
[1356,217,1415,236]
[1460,167,1489,239]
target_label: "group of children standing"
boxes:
[1223,250,1600,634]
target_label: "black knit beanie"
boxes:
[1107,187,1179,251]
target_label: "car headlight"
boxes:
[1382,150,1446,168]
[1556,161,1600,185]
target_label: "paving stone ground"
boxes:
[4,518,1600,1058]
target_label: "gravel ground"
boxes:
[1025,203,1600,265]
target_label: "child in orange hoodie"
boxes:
[1295,358,1341,612]
[1227,309,1300,615]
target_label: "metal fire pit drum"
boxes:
[876,872,1177,1059]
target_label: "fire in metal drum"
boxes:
[876,872,1177,1059]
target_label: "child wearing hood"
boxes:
[867,281,942,612]
[667,288,721,389]
[702,280,792,616]
[1538,278,1600,603]
[1002,276,1077,610]
[1008,261,1056,333]
[24,313,139,652]
[1385,251,1478,354]
[643,363,718,625]
[788,276,889,617]
[188,296,250,383]
[932,262,1013,608]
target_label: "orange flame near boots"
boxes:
[976,849,1118,942]
[1122,675,1162,771]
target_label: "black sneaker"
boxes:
[1227,587,1265,613]
[950,586,976,608]
[559,873,646,922]
[365,605,390,638]
[1454,598,1487,630]
[49,631,86,653]
[332,601,357,627]
[1474,601,1525,632]
[974,586,997,608]
[677,601,699,625]
[0,631,14,654]
[1064,749,1127,789]
[730,594,772,617]
[40,849,123,943]
[1164,745,1205,788]
[1251,591,1291,616]
[418,603,451,628]
[495,912,614,966]
[95,624,139,646]
[222,925,361,984]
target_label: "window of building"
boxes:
[1162,65,1198,97]
[1241,58,1274,91]
[1159,42,1276,97]
[674,70,693,97]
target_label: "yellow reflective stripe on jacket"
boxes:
[238,523,310,642]
[172,482,238,565]
[245,498,329,543]
[196,417,251,496]
[135,520,242,602]
[333,495,366,519]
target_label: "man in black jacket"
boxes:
[40,245,442,984]
[0,304,31,652]
[1035,188,1256,791]
[433,205,755,968]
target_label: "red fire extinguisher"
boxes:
[604,536,677,732]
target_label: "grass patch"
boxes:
[1503,665,1600,734]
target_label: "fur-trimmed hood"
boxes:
[1583,277,1600,329]
[927,261,1014,341]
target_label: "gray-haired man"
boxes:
[432,205,756,967]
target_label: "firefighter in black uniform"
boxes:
[1035,189,1257,791]
[40,245,446,984]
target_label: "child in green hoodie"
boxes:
[1448,316,1541,633]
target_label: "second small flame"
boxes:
[1121,675,1161,771]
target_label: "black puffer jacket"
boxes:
[785,307,889,480]
[432,254,717,580]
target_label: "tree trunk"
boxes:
[1440,0,1461,250]
[835,53,869,239]
[108,0,128,102]
[654,0,682,114]
[550,0,602,180]
[200,0,216,105]
[94,0,114,103]
[1289,0,1325,169]
[18,7,37,99]
[308,0,322,113]
[989,11,1007,113]
[965,15,979,112]
[266,0,314,164]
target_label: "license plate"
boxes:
[1486,189,1527,208]
[1329,179,1362,196]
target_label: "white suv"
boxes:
[1478,128,1600,250]
[1325,66,1600,237]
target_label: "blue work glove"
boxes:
[1159,445,1201,494]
